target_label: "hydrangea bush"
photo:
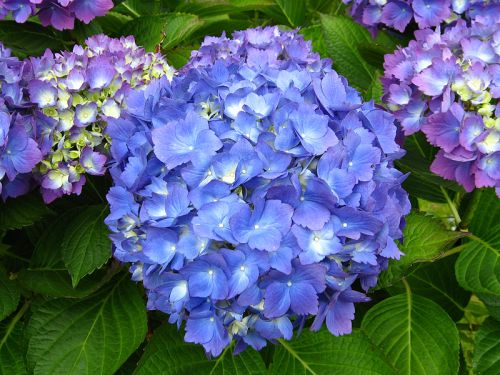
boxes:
[0,35,174,201]
[0,1,498,374]
[105,27,410,356]
[343,0,499,33]
[382,17,499,194]
[0,0,113,30]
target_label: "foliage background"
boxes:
[0,1,499,374]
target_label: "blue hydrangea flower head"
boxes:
[106,26,410,356]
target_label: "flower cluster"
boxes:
[382,17,499,194]
[106,27,410,356]
[0,0,113,30]
[0,35,174,202]
[0,43,43,197]
[343,0,499,33]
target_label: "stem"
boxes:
[402,277,411,295]
[0,300,31,348]
[333,1,343,15]
[412,134,427,159]
[0,248,30,263]
[438,244,467,259]
[459,189,483,231]
[440,186,461,225]
[87,178,105,203]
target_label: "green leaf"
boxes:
[175,0,239,17]
[456,189,500,295]
[134,323,267,374]
[377,213,466,288]
[0,21,65,58]
[27,275,147,375]
[269,329,395,374]
[0,193,52,231]
[397,134,463,202]
[0,272,20,321]
[320,14,379,98]
[276,0,306,27]
[165,45,197,69]
[0,323,27,375]
[468,188,500,236]
[17,268,112,298]
[61,205,111,287]
[114,0,171,16]
[18,212,111,298]
[366,72,383,103]
[362,293,460,375]
[121,15,166,51]
[99,11,133,36]
[477,293,500,321]
[122,13,203,52]
[387,255,470,321]
[473,318,500,375]
[70,21,104,43]
[161,13,204,49]
[455,229,500,295]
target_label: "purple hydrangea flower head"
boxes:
[105,27,410,356]
[0,0,114,30]
[0,36,173,202]
[344,0,499,33]
[383,17,500,193]
[0,44,43,197]
[27,35,174,202]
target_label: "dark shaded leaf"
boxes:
[27,275,147,375]
[134,323,267,375]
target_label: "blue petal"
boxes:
[264,283,290,318]
[290,282,319,315]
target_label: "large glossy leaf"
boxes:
[122,13,203,51]
[387,255,469,321]
[276,0,306,27]
[134,323,267,375]
[320,14,379,98]
[164,45,197,68]
[377,212,466,288]
[0,272,20,320]
[456,189,500,296]
[362,293,460,375]
[115,0,168,16]
[17,268,112,298]
[0,21,64,57]
[269,329,395,374]
[27,275,147,375]
[17,212,110,298]
[473,318,500,375]
[61,205,111,287]
[0,323,27,375]
[161,13,204,49]
[121,15,165,51]
[0,193,52,231]
[456,230,500,295]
